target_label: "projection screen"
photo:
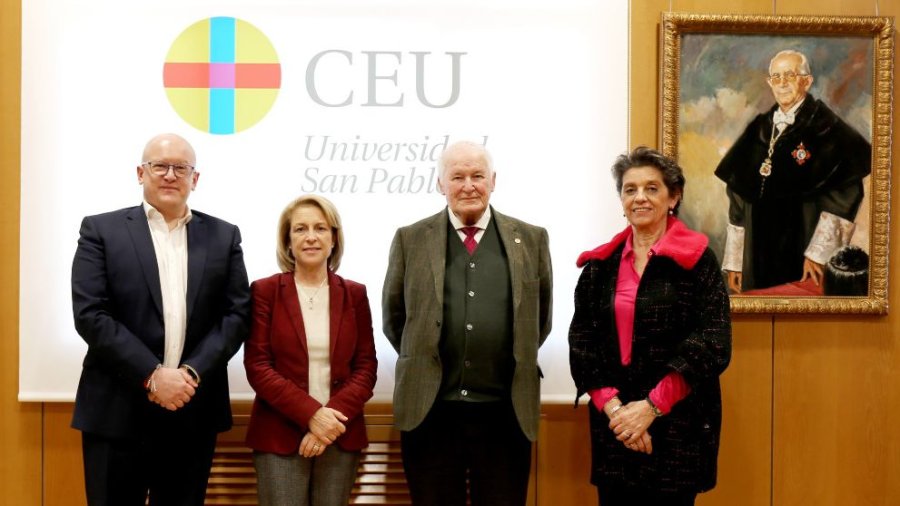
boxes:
[20,0,629,402]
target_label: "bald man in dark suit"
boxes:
[71,133,250,506]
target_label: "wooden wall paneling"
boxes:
[781,297,900,501]
[774,318,900,506]
[628,0,668,149]
[38,402,581,506]
[771,0,886,16]
[44,404,87,506]
[42,403,420,506]
[0,0,42,504]
[536,405,596,506]
[698,316,773,506]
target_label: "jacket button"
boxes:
[435,320,441,327]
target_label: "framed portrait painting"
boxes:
[660,13,894,314]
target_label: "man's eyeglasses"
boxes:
[766,72,809,85]
[142,161,195,178]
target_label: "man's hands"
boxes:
[726,270,742,294]
[800,258,825,286]
[147,367,197,411]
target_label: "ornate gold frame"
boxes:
[660,13,893,314]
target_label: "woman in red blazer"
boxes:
[245,194,377,506]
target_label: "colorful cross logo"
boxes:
[163,17,281,135]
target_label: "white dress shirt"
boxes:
[143,201,191,368]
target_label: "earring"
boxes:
[668,208,674,215]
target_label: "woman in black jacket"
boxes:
[569,147,732,505]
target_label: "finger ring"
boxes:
[625,431,631,438]
[312,443,320,450]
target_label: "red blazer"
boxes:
[244,271,377,454]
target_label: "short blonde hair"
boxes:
[275,194,345,273]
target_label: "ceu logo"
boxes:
[163,17,281,135]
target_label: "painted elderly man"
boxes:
[715,49,871,293]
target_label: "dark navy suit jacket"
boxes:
[71,205,251,438]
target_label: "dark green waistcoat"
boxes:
[439,218,514,402]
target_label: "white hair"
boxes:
[438,140,493,180]
[769,49,811,75]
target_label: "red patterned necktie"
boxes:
[461,226,479,255]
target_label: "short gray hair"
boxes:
[769,49,811,75]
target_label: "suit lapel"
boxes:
[280,273,309,354]
[427,211,448,308]
[494,210,523,310]
[328,272,344,357]
[186,214,208,320]
[125,206,163,317]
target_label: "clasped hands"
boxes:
[299,407,349,458]
[147,367,197,411]
[605,398,657,455]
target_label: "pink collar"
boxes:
[576,216,709,270]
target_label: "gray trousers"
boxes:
[253,446,361,506]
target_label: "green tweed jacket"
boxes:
[382,207,552,441]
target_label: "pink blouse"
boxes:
[589,235,691,415]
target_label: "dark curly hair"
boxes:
[611,146,685,215]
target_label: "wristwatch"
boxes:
[646,397,663,417]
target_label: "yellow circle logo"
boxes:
[163,17,281,135]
